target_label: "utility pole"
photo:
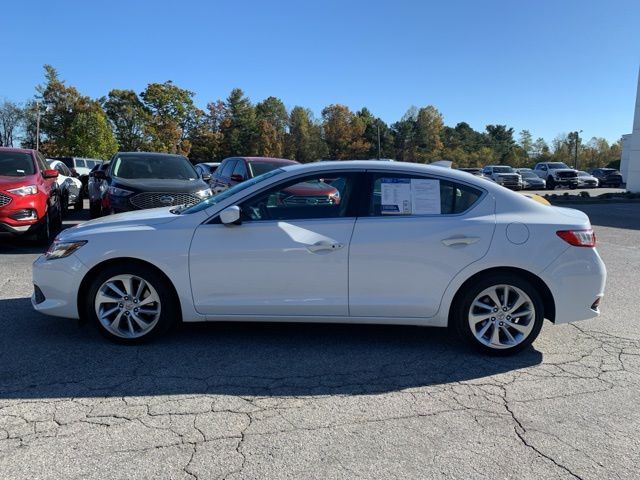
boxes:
[35,101,41,151]
[377,121,381,160]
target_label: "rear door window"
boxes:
[218,160,236,178]
[368,173,482,216]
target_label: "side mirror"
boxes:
[220,205,241,226]
[43,169,59,179]
[202,173,212,182]
[230,174,245,182]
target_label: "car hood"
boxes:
[59,207,180,240]
[0,174,39,190]
[111,177,209,193]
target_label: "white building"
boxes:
[620,69,640,192]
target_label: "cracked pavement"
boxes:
[0,203,638,479]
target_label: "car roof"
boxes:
[0,147,36,155]
[230,157,298,164]
[115,152,188,160]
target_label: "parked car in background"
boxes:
[590,168,623,188]
[211,157,298,193]
[458,167,484,176]
[194,162,220,177]
[576,171,599,188]
[54,157,103,196]
[87,162,110,218]
[47,159,83,215]
[33,161,606,355]
[516,168,546,190]
[0,147,62,243]
[481,165,523,190]
[97,152,212,214]
[533,162,578,190]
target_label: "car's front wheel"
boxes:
[453,273,544,355]
[86,264,177,343]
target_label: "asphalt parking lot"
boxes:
[0,199,639,479]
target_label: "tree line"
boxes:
[0,65,622,170]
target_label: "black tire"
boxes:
[452,273,545,355]
[74,194,83,211]
[569,184,577,190]
[546,178,555,190]
[34,212,52,246]
[61,193,69,217]
[85,263,178,344]
[89,201,101,219]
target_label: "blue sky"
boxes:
[3,0,640,144]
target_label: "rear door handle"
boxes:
[441,236,480,246]
[307,241,344,253]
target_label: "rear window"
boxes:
[370,174,483,216]
[0,152,35,176]
[248,161,289,177]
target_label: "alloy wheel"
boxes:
[94,274,161,339]
[468,284,536,350]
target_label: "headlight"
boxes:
[195,188,213,199]
[44,240,87,260]
[108,186,133,197]
[8,185,37,196]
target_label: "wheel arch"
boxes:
[447,266,556,326]
[77,257,182,323]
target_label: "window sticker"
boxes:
[380,178,441,215]
[410,179,441,215]
[380,178,411,214]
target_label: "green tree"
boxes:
[485,124,516,164]
[321,104,354,159]
[220,88,257,157]
[518,129,533,157]
[103,89,151,151]
[67,102,118,158]
[255,96,288,157]
[413,106,444,162]
[141,81,198,155]
[285,106,327,162]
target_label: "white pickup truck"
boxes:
[533,162,579,190]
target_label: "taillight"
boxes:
[556,229,596,247]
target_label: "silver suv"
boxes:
[481,165,523,190]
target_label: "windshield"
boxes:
[520,171,537,178]
[0,152,35,176]
[111,154,197,180]
[181,168,286,214]
[249,161,292,177]
[548,163,570,170]
[493,166,514,173]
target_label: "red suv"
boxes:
[0,147,62,243]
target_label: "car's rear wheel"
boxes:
[86,264,177,344]
[453,273,544,355]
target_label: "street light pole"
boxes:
[377,122,381,160]
[35,101,41,152]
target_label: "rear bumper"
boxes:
[540,246,606,324]
[31,253,88,319]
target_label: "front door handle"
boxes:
[441,236,480,246]
[307,241,344,253]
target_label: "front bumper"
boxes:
[552,177,578,187]
[0,197,46,234]
[31,253,88,319]
[540,246,606,324]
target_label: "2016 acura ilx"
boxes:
[32,161,606,354]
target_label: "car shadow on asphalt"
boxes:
[0,297,543,400]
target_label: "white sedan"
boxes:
[32,161,606,354]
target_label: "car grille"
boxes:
[497,175,520,185]
[129,192,200,210]
[0,193,11,207]
[557,171,577,178]
[282,195,333,206]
